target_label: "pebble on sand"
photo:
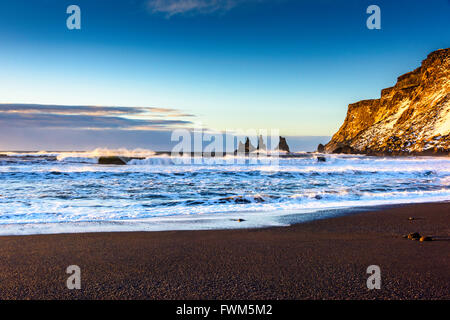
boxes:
[407,232,421,240]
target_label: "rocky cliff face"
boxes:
[324,48,449,155]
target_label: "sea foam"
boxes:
[0,151,449,235]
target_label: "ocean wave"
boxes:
[0,152,449,235]
[127,157,174,165]
[54,148,156,163]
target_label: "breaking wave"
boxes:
[0,150,449,235]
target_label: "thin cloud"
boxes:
[147,0,258,17]
[0,104,194,131]
[0,104,189,117]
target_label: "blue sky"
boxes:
[0,0,448,150]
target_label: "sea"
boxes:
[0,149,449,235]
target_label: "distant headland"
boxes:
[323,48,449,156]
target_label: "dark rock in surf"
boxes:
[317,156,326,162]
[233,197,251,204]
[219,196,252,204]
[276,136,290,153]
[98,156,145,165]
[98,156,127,165]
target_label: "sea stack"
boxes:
[234,137,256,154]
[234,136,291,154]
[324,48,449,155]
[276,136,290,153]
[257,135,267,151]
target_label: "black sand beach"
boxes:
[0,202,448,300]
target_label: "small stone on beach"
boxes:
[407,232,421,240]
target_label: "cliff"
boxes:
[324,48,450,155]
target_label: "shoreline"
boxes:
[0,201,448,299]
[0,200,448,236]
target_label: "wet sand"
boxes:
[0,202,448,300]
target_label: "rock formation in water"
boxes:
[257,135,267,151]
[317,143,325,153]
[98,156,145,165]
[234,137,257,154]
[98,156,128,165]
[276,136,290,153]
[324,48,449,155]
[234,136,291,154]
